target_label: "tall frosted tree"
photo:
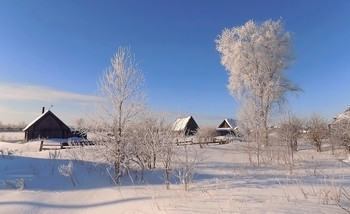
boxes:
[93,47,146,182]
[216,19,299,148]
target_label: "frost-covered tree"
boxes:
[216,19,299,147]
[330,117,350,154]
[278,113,303,166]
[195,126,218,146]
[237,100,263,165]
[306,114,328,152]
[133,112,166,169]
[92,47,146,182]
[75,118,85,130]
[132,111,175,188]
[174,145,203,191]
[279,113,303,152]
[160,139,174,190]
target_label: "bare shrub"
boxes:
[195,126,218,147]
[306,114,328,152]
[338,187,350,213]
[277,114,303,169]
[48,150,61,175]
[330,118,350,154]
[159,139,175,190]
[174,145,203,191]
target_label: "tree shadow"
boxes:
[0,155,113,191]
[0,196,151,210]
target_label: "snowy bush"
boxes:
[1,178,26,190]
[306,114,328,152]
[174,145,203,191]
[0,148,16,158]
[58,161,77,186]
[330,119,350,154]
[195,126,218,146]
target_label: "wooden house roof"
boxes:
[217,119,237,130]
[23,110,70,131]
[171,116,199,132]
[332,107,350,125]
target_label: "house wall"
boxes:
[185,118,199,135]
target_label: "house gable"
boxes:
[23,110,71,142]
[171,116,199,136]
[218,119,237,130]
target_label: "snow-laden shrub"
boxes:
[1,178,26,190]
[174,145,203,191]
[58,161,77,186]
[0,149,16,158]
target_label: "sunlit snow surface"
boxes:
[0,132,349,214]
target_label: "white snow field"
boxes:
[0,133,350,214]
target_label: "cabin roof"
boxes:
[23,110,70,131]
[218,118,237,130]
[332,107,350,124]
[171,116,192,132]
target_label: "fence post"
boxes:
[39,140,43,151]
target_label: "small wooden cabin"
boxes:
[171,116,199,136]
[23,109,72,142]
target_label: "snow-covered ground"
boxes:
[0,131,24,143]
[0,133,350,213]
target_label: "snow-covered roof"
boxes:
[22,110,70,131]
[225,119,237,129]
[217,118,237,130]
[23,110,51,131]
[171,116,192,132]
[332,107,350,124]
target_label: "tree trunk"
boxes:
[153,153,156,169]
[315,141,322,152]
[263,120,269,147]
[292,139,298,151]
[165,163,170,190]
[114,160,120,183]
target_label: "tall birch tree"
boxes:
[93,47,146,182]
[216,19,299,147]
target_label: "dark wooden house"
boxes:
[171,116,199,136]
[23,109,72,142]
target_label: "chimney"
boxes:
[42,107,45,114]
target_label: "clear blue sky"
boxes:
[1,0,350,126]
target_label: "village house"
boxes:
[216,118,238,137]
[171,116,199,136]
[23,107,81,142]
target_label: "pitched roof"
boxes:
[171,116,191,132]
[332,107,350,124]
[218,118,237,129]
[23,110,70,131]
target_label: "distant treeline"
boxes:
[0,121,27,132]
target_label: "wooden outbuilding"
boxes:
[23,109,72,142]
[171,116,199,136]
